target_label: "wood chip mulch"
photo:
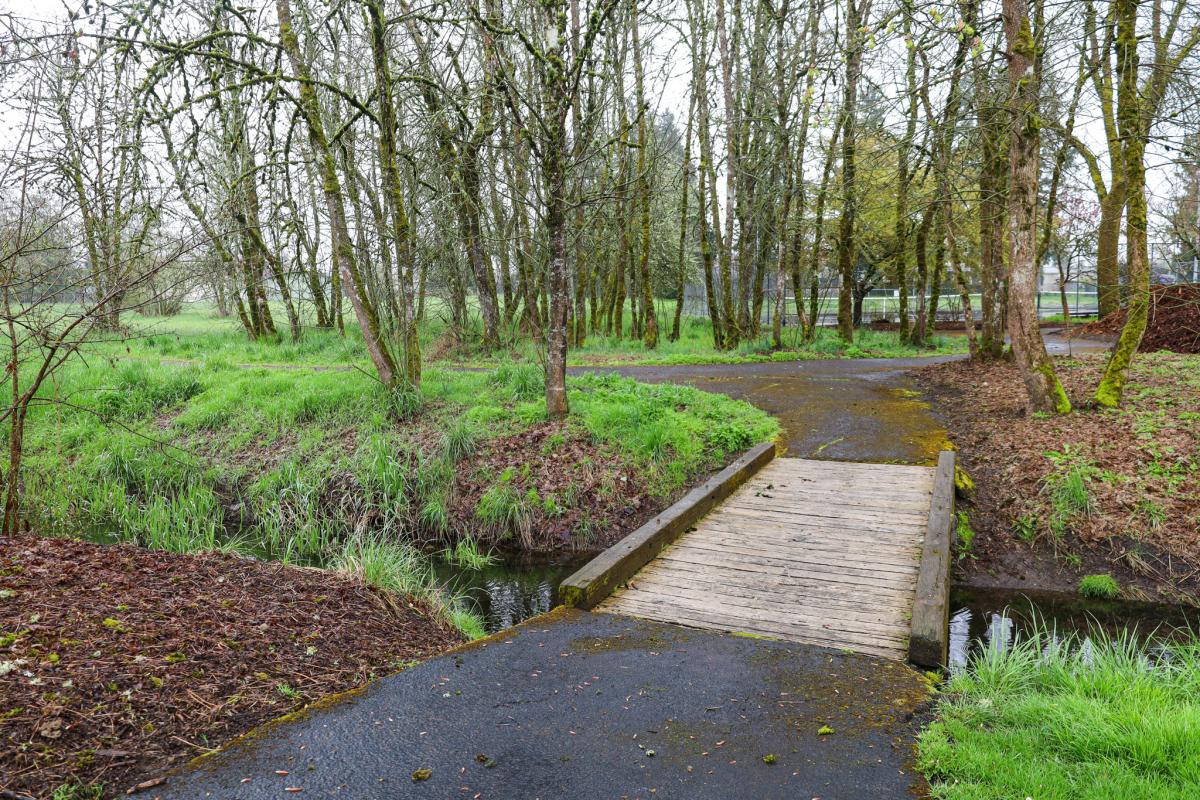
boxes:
[1071,284,1200,353]
[0,535,462,799]
[916,352,1200,601]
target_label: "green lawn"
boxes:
[100,300,968,368]
[919,630,1200,799]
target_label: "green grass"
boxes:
[88,301,967,369]
[51,784,103,800]
[1078,573,1121,599]
[17,313,777,640]
[441,538,497,569]
[485,314,967,366]
[1044,448,1096,539]
[919,628,1200,799]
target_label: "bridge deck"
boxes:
[597,457,936,659]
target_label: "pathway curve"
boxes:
[592,357,956,464]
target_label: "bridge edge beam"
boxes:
[909,449,956,669]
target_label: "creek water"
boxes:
[439,556,1198,670]
[948,586,1196,670]
[433,553,590,632]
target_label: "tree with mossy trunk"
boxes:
[1003,0,1070,415]
[478,0,619,419]
[1093,0,1199,407]
[971,31,1008,361]
[835,0,869,343]
[1063,0,1198,322]
[275,0,400,389]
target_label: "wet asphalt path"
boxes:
[578,357,958,465]
[143,338,1110,799]
[574,331,1109,465]
[151,610,930,800]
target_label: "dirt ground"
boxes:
[0,536,462,798]
[917,352,1200,604]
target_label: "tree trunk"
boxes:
[893,0,918,342]
[713,0,740,347]
[1094,0,1150,407]
[804,125,840,342]
[672,91,695,343]
[910,205,934,347]
[369,0,421,385]
[276,0,398,387]
[974,37,1008,360]
[1095,186,1125,317]
[1004,0,1070,414]
[835,0,866,342]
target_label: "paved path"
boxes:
[599,458,936,659]
[145,353,973,798]
[598,357,956,463]
[151,610,930,800]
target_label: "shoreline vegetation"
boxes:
[5,308,777,798]
[920,624,1200,799]
[22,309,779,635]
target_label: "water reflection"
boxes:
[948,586,1196,672]
[436,555,589,633]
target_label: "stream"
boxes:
[438,555,1197,670]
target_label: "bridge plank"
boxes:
[600,456,939,659]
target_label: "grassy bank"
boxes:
[21,345,776,634]
[919,628,1200,799]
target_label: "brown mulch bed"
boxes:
[916,352,1200,602]
[0,535,461,799]
[1070,284,1200,353]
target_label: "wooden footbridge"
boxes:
[560,444,956,667]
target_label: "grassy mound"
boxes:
[20,354,776,616]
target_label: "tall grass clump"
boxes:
[331,534,433,596]
[354,434,411,519]
[81,479,221,554]
[919,626,1200,799]
[441,418,478,462]
[442,537,497,569]
[489,359,544,401]
[333,534,485,639]
[1044,448,1095,538]
[475,471,533,546]
[1078,573,1121,599]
